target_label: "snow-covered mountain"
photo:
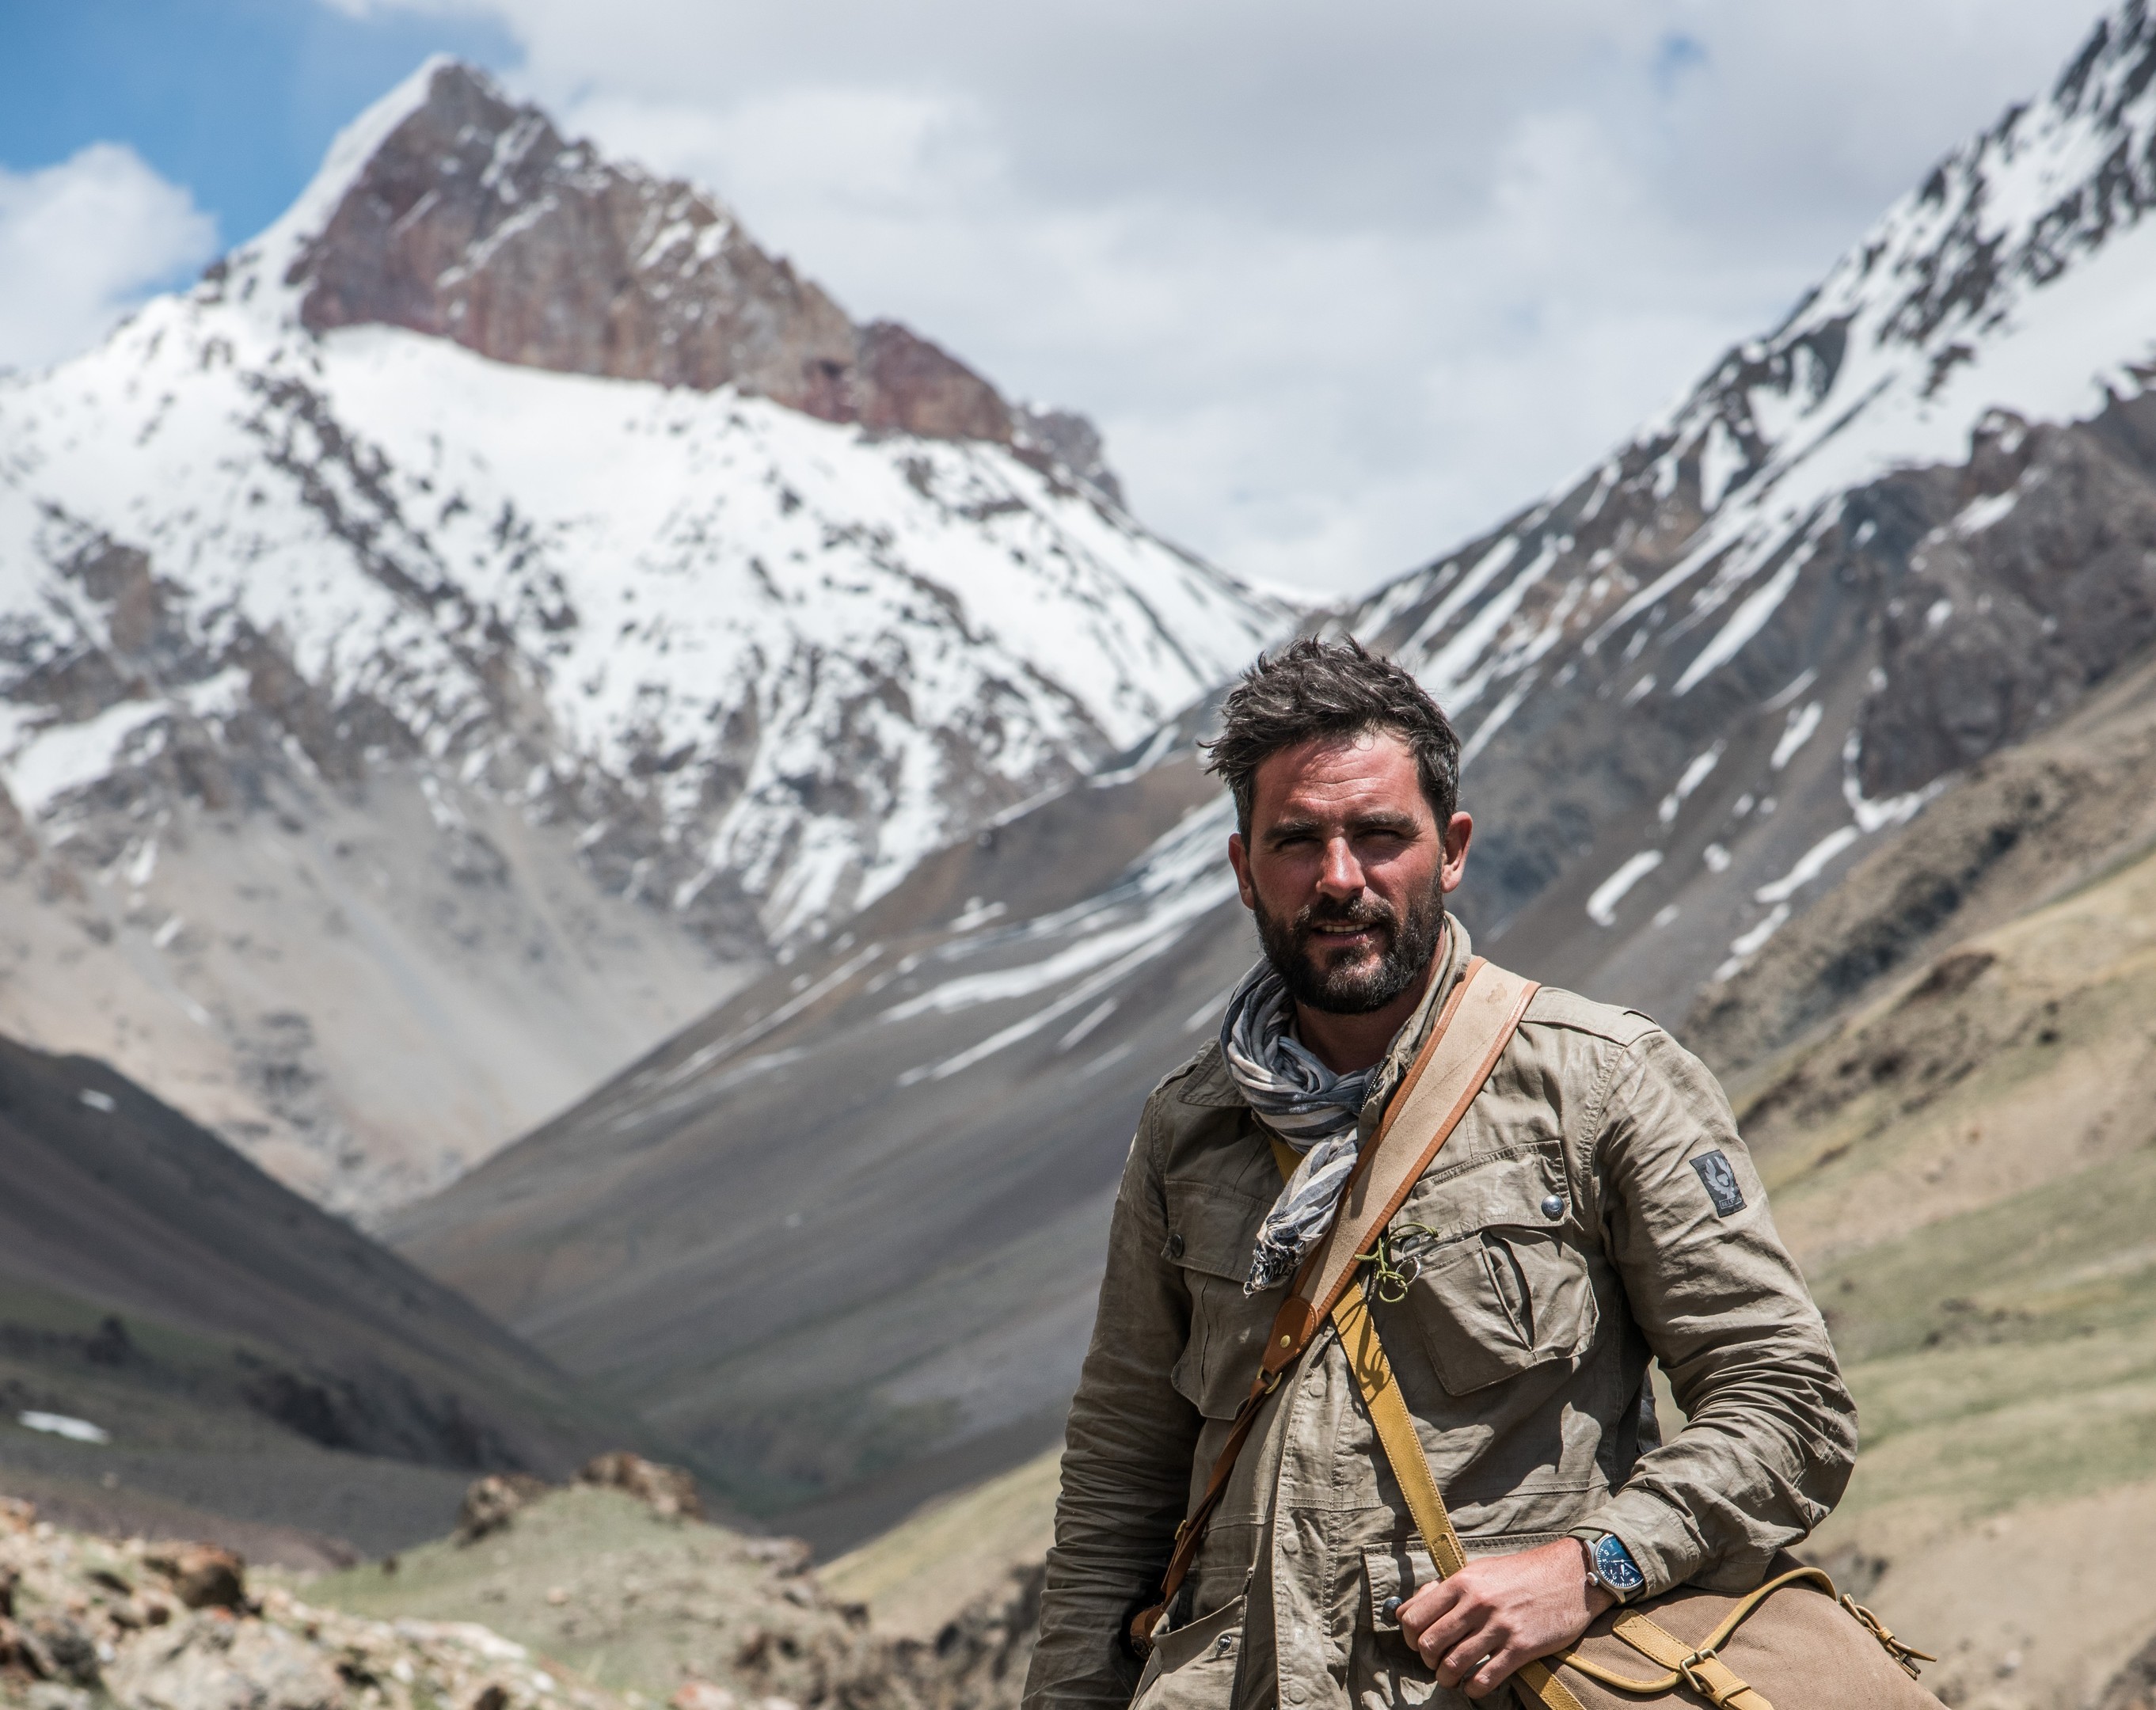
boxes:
[1352,0,2156,1013]
[387,2,2156,1528]
[0,59,1286,1214]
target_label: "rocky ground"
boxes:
[0,1495,612,1710]
[0,1454,1036,1710]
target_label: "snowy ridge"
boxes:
[1352,2,2156,990]
[0,67,1286,947]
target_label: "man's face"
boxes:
[1226,729,1472,1015]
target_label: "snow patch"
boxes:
[1586,851,1664,928]
[1755,824,1862,904]
[1770,702,1824,770]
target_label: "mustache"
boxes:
[1295,896,1396,934]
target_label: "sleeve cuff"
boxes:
[1565,1488,1705,1600]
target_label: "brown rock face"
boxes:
[856,321,1013,443]
[453,1472,551,1544]
[291,63,1016,445]
[145,1545,246,1611]
[576,1450,704,1522]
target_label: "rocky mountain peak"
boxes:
[278,59,1021,449]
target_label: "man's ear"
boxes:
[1439,811,1473,894]
[1227,831,1257,910]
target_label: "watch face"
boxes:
[1594,1534,1646,1593]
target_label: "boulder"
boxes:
[575,1454,702,1522]
[453,1474,550,1545]
[144,1546,245,1612]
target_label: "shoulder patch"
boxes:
[1690,1149,1747,1216]
[1520,985,1662,1047]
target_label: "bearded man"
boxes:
[1021,639,1856,1710]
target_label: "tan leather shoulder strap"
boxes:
[1302,960,1538,1320]
[1259,960,1539,1365]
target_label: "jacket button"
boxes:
[1165,1232,1185,1260]
[1541,1194,1565,1218]
[1380,1596,1401,1621]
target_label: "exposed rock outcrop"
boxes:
[0,1499,623,1710]
[289,62,1014,447]
[576,1452,704,1522]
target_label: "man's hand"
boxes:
[1396,1540,1612,1700]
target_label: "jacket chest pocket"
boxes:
[1163,1179,1276,1420]
[1388,1153,1599,1395]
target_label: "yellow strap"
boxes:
[1299,1134,1778,1710]
[1327,1282,1587,1710]
[1275,1085,1919,1707]
[1272,1138,1574,1709]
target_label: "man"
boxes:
[1021,639,1856,1710]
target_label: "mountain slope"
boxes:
[0,60,1285,1214]
[0,1029,656,1558]
[390,711,1254,1540]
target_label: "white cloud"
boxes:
[344,1,2091,594]
[0,144,217,377]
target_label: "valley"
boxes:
[6,6,2156,1709]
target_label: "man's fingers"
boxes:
[1435,1624,1512,1689]
[1394,1578,1458,1644]
[1461,1644,1526,1700]
[1413,1602,1483,1677]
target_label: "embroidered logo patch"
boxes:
[1690,1150,1746,1216]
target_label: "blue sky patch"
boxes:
[0,0,516,251]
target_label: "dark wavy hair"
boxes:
[1201,636,1461,839]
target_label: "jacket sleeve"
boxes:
[1565,1028,1858,1596]
[1021,1096,1207,1710]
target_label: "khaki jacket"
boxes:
[1021,922,1856,1710]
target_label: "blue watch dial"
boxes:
[1592,1533,1645,1594]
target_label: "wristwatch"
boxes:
[1581,1533,1645,1604]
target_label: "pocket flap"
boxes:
[1150,1591,1246,1673]
[1398,1229,1599,1395]
[1361,1541,1435,1633]
[1163,1178,1270,1280]
[1394,1150,1563,1245]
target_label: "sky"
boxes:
[0,0,2101,597]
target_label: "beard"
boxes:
[1253,880,1447,1015]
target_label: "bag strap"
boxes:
[1329,1279,1591,1710]
[1127,956,1536,1653]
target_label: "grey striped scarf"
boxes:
[1219,962,1378,1294]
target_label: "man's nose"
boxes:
[1317,836,1364,897]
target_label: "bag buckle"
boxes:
[1675,1644,1746,1706]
